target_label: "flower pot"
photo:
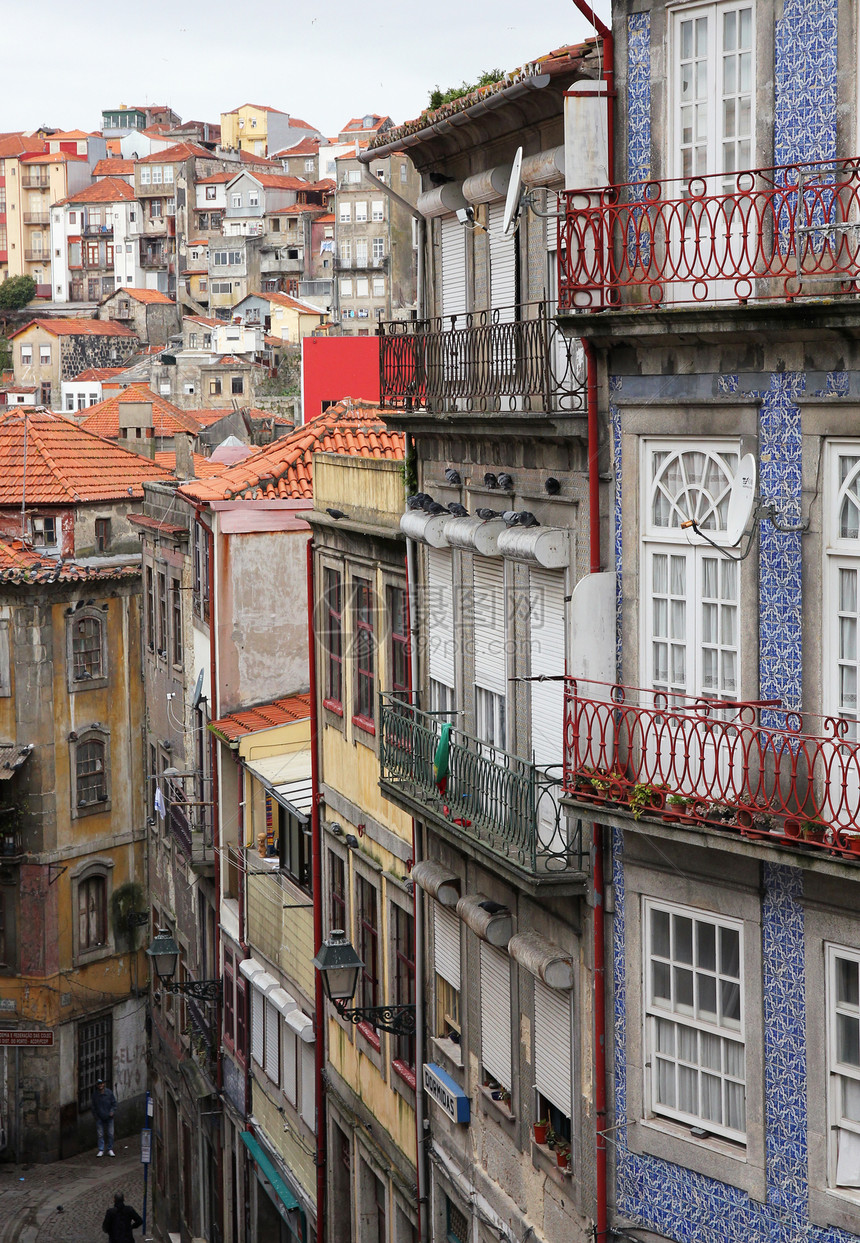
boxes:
[556,1148,570,1170]
[783,817,801,839]
[533,1123,549,1145]
[736,809,754,830]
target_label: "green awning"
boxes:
[240,1131,299,1212]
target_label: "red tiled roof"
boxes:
[195,172,233,185]
[68,367,125,382]
[225,103,287,115]
[275,138,320,157]
[288,118,316,130]
[179,400,404,503]
[20,151,86,164]
[93,158,134,177]
[270,204,324,216]
[49,130,91,141]
[127,513,186,538]
[0,410,170,504]
[341,115,390,133]
[209,693,311,742]
[153,451,230,478]
[114,288,175,305]
[136,142,215,164]
[335,145,369,158]
[7,319,137,341]
[243,173,308,190]
[252,291,324,313]
[185,315,220,327]
[316,213,336,223]
[79,385,203,438]
[237,151,283,168]
[56,178,136,206]
[0,538,140,584]
[0,135,46,159]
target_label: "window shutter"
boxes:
[250,986,264,1066]
[0,620,11,697]
[282,1021,298,1105]
[473,556,506,696]
[440,215,466,317]
[300,1041,316,1130]
[427,548,455,690]
[488,201,516,319]
[529,568,566,767]
[480,941,512,1090]
[534,979,572,1116]
[434,904,460,990]
[264,998,279,1081]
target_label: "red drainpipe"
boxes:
[306,536,326,1243]
[568,10,613,1236]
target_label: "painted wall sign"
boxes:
[423,1062,470,1124]
[0,1030,53,1046]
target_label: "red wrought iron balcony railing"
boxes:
[379,301,586,416]
[559,157,860,311]
[563,678,860,856]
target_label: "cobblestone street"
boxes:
[0,1144,148,1242]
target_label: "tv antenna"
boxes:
[501,146,524,238]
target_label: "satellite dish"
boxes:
[501,146,524,239]
[725,453,757,546]
[191,667,206,712]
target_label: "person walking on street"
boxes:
[92,1077,117,1157]
[102,1192,143,1241]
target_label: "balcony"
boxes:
[21,175,49,190]
[166,791,214,874]
[82,223,113,237]
[379,695,585,877]
[22,213,49,225]
[24,250,48,262]
[379,301,586,417]
[140,252,166,269]
[562,678,860,857]
[559,157,860,312]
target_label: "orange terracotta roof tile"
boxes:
[20,151,86,164]
[0,135,46,159]
[251,291,324,313]
[316,213,336,223]
[341,115,390,133]
[79,385,203,438]
[270,204,326,216]
[93,158,134,177]
[274,138,320,157]
[7,319,137,340]
[117,288,175,305]
[209,693,311,742]
[153,451,230,478]
[0,410,170,504]
[179,400,404,504]
[238,152,283,168]
[56,178,136,206]
[195,172,233,185]
[0,537,140,584]
[225,103,287,115]
[288,118,316,130]
[136,142,215,164]
[243,173,308,190]
[50,130,91,141]
[68,367,125,382]
[127,513,186,538]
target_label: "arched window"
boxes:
[649,446,739,535]
[77,739,106,807]
[72,615,103,681]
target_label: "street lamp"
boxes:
[146,929,223,1003]
[313,929,415,1036]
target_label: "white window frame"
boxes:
[339,202,352,223]
[641,439,741,702]
[354,200,367,222]
[340,277,353,298]
[231,193,242,209]
[825,443,860,734]
[372,237,385,261]
[644,897,746,1143]
[371,201,384,222]
[671,1,755,182]
[827,943,860,1192]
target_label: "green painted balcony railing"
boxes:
[379,694,584,874]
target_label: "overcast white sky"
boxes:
[4,0,606,138]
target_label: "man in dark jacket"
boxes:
[102,1192,142,1242]
[92,1078,117,1157]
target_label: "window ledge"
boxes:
[356,1019,381,1051]
[479,1085,516,1128]
[352,715,376,737]
[531,1139,574,1188]
[323,698,344,718]
[392,1059,417,1091]
[430,1035,463,1071]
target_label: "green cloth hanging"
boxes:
[434,722,451,793]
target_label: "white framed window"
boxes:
[426,547,456,710]
[139,168,151,185]
[372,237,385,261]
[348,169,361,184]
[642,441,741,701]
[355,200,367,222]
[673,2,754,180]
[372,276,385,298]
[825,446,860,736]
[371,200,384,222]
[339,202,351,223]
[356,276,369,297]
[164,165,174,184]
[355,239,368,267]
[231,193,242,208]
[152,166,162,185]
[480,942,511,1093]
[473,555,507,745]
[644,898,745,1142]
[340,277,353,297]
[305,158,315,172]
[248,191,259,207]
[20,345,32,365]
[39,345,51,365]
[339,240,351,264]
[827,944,860,1189]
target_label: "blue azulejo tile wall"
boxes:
[612,833,860,1243]
[774,0,838,168]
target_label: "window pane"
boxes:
[720,927,740,977]
[652,908,671,958]
[657,1057,676,1107]
[843,1077,860,1122]
[839,1014,860,1067]
[653,960,671,1001]
[838,957,860,1006]
[697,921,716,971]
[674,915,693,964]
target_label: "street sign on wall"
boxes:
[0,1031,53,1046]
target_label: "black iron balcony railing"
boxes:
[559,156,860,311]
[22,213,50,225]
[379,694,584,874]
[379,301,586,416]
[21,175,50,190]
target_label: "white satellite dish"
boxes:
[725,453,757,546]
[501,146,524,239]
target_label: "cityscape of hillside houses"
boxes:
[6,5,860,1243]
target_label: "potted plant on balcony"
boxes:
[555,1142,571,1170]
[630,782,667,821]
[663,794,689,823]
[800,820,826,845]
[533,1118,550,1145]
[590,771,623,804]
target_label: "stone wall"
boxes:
[59,333,140,382]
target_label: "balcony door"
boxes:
[530,566,566,849]
[668,3,754,304]
[825,447,860,826]
[439,215,467,401]
[641,443,741,797]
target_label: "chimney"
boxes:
[117,400,155,458]
[174,431,195,480]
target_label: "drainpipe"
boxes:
[306,536,326,1243]
[403,467,428,1243]
[567,11,612,1236]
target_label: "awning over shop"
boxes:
[240,1131,299,1211]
